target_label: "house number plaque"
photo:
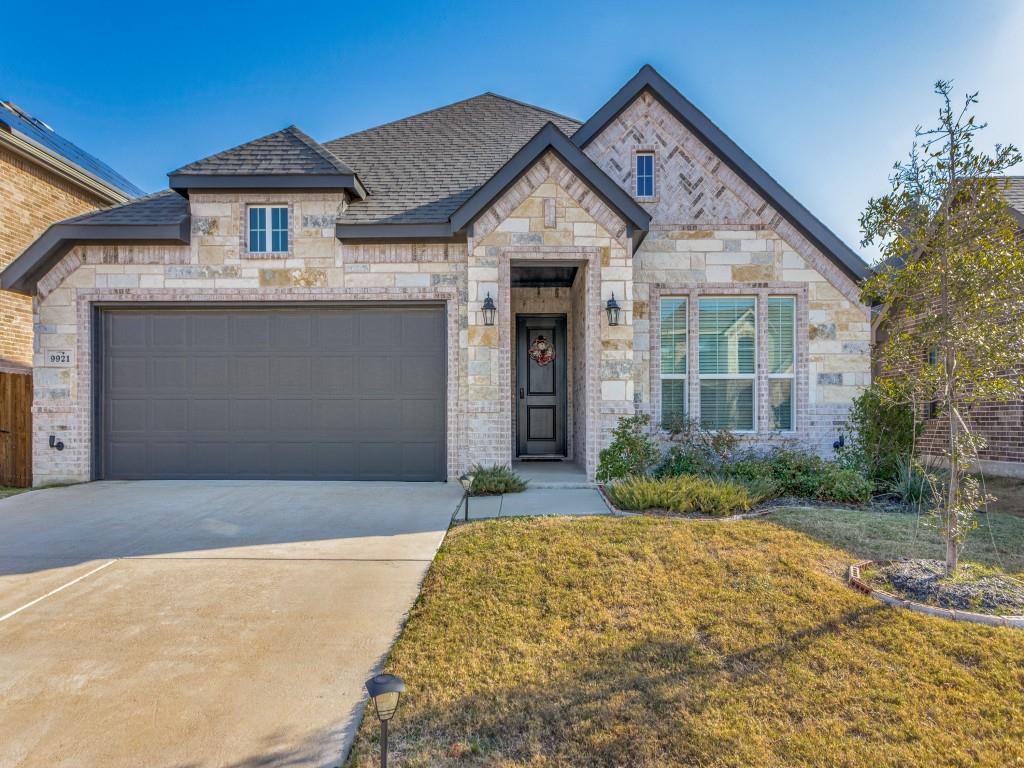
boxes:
[46,349,74,367]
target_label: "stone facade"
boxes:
[27,92,871,485]
[585,92,869,453]
[0,146,108,372]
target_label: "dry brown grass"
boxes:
[347,515,1024,768]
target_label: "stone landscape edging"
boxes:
[848,560,1024,629]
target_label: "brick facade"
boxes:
[0,147,108,372]
[28,93,871,485]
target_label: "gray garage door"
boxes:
[97,306,446,481]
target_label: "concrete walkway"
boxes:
[0,480,462,768]
[461,486,613,520]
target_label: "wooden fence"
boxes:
[0,371,32,487]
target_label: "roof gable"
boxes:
[449,122,651,245]
[572,65,869,281]
[169,125,365,197]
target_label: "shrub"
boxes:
[656,445,716,478]
[606,475,756,516]
[721,449,872,504]
[468,464,527,496]
[819,465,874,504]
[597,414,661,482]
[889,455,942,510]
[841,382,919,487]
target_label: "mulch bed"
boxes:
[869,559,1024,615]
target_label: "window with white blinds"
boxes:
[767,297,796,430]
[659,298,687,424]
[659,294,798,433]
[698,297,756,431]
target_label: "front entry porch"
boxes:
[509,258,593,474]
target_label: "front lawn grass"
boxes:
[771,506,1024,577]
[348,515,1024,767]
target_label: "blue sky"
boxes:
[3,0,1022,263]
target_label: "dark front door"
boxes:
[516,315,567,457]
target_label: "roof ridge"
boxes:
[282,124,354,174]
[325,92,578,146]
[480,92,580,126]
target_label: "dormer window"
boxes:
[248,205,288,253]
[635,152,654,198]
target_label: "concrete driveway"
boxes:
[0,480,461,768]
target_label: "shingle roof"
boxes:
[324,93,581,224]
[172,125,354,176]
[0,100,145,198]
[64,189,188,225]
[1001,176,1024,216]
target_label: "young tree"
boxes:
[861,81,1024,575]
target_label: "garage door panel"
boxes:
[192,313,229,346]
[152,315,188,346]
[194,357,229,389]
[230,315,270,347]
[315,399,357,430]
[189,400,230,431]
[151,358,189,391]
[312,358,355,394]
[100,306,445,481]
[272,357,311,391]
[358,356,397,395]
[150,399,189,431]
[359,313,401,349]
[229,399,272,431]
[231,357,271,393]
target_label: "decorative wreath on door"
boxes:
[528,334,555,366]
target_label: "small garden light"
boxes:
[365,673,406,768]
[481,292,497,326]
[605,293,621,326]
[459,472,475,521]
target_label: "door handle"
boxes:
[519,388,524,399]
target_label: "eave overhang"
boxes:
[169,173,367,200]
[0,218,191,296]
[572,65,870,282]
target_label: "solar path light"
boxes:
[365,673,405,768]
[459,472,475,521]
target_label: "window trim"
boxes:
[766,296,797,432]
[651,284,807,439]
[697,295,758,433]
[658,297,688,424]
[635,150,655,199]
[246,204,289,255]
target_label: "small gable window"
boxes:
[248,205,288,253]
[635,152,655,198]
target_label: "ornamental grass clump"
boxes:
[468,464,527,496]
[607,475,756,517]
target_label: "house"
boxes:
[1,100,144,374]
[871,176,1024,479]
[0,65,871,485]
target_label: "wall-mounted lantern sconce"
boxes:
[482,293,497,326]
[605,293,621,326]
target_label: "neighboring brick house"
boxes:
[1,65,871,485]
[0,101,144,373]
[871,176,1024,478]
